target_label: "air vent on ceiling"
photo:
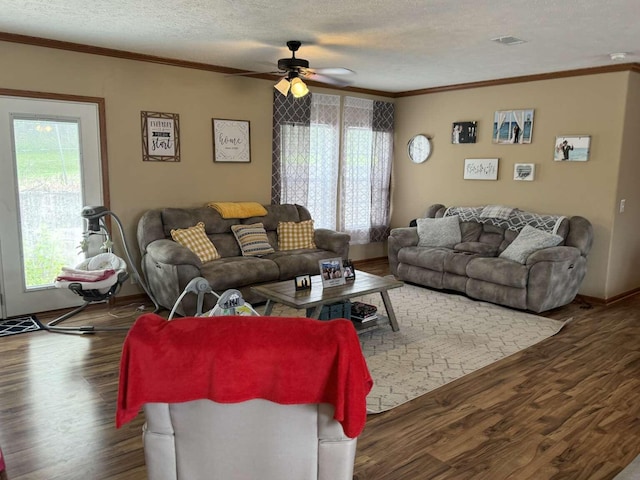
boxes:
[491,36,526,46]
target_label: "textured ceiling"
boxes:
[1,0,638,93]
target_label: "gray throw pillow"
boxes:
[416,216,461,248]
[499,225,563,264]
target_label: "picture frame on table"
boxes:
[343,259,356,281]
[294,274,312,291]
[318,257,346,288]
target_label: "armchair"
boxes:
[117,313,372,480]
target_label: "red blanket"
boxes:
[116,313,372,438]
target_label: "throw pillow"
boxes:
[231,223,275,256]
[170,222,220,262]
[499,225,563,264]
[416,216,461,248]
[278,220,316,251]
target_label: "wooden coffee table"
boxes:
[251,270,403,332]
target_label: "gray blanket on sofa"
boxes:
[443,206,566,234]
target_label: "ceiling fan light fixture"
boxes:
[274,77,290,96]
[290,77,309,98]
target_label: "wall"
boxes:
[0,41,390,298]
[607,71,640,298]
[393,72,635,299]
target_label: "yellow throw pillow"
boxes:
[231,223,275,257]
[170,222,220,262]
[207,202,268,219]
[278,220,316,251]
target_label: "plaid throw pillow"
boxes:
[170,222,220,262]
[231,223,275,257]
[480,205,515,220]
[278,220,316,251]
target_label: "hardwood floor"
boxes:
[1,260,639,479]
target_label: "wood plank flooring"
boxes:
[1,259,639,479]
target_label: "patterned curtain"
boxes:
[272,93,394,241]
[340,97,394,244]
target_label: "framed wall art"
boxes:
[212,118,251,163]
[492,109,534,144]
[514,163,535,181]
[464,158,499,180]
[554,135,591,161]
[452,121,477,144]
[141,111,180,162]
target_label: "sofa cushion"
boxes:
[200,257,280,291]
[231,223,275,257]
[268,250,337,279]
[499,225,563,264]
[466,257,528,289]
[454,242,499,256]
[416,216,461,248]
[278,220,316,251]
[398,246,449,272]
[170,222,220,262]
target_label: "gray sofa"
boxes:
[388,204,593,313]
[138,204,350,316]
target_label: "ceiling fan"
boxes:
[238,40,354,97]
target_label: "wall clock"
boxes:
[408,134,432,164]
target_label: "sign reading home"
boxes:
[212,119,251,163]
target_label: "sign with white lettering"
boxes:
[141,111,180,162]
[212,119,251,163]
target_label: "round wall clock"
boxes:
[407,134,432,164]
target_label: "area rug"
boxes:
[613,455,640,480]
[0,315,44,337]
[263,282,567,413]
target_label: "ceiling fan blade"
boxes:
[224,70,280,77]
[303,72,353,87]
[311,67,355,75]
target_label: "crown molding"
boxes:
[2,31,639,99]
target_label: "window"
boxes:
[272,93,394,245]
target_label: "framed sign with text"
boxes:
[212,118,251,163]
[141,111,180,162]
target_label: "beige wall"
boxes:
[393,72,637,299]
[0,41,389,298]
[607,72,640,298]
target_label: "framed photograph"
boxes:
[141,111,180,162]
[212,118,251,163]
[295,274,312,291]
[343,259,356,282]
[492,109,534,144]
[554,135,591,161]
[514,163,535,181]
[318,257,346,288]
[452,121,477,144]
[464,158,499,180]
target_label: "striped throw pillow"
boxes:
[278,220,316,251]
[231,223,275,257]
[170,222,220,262]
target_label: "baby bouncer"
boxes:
[48,206,160,334]
[167,277,259,320]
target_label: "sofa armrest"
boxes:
[146,239,203,268]
[526,246,581,265]
[387,227,419,276]
[389,227,419,248]
[314,229,351,258]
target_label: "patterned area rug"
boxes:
[264,282,566,413]
[0,315,44,337]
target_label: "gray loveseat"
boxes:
[388,204,593,313]
[138,204,350,316]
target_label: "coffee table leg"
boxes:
[264,299,274,316]
[310,305,323,319]
[380,290,400,332]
